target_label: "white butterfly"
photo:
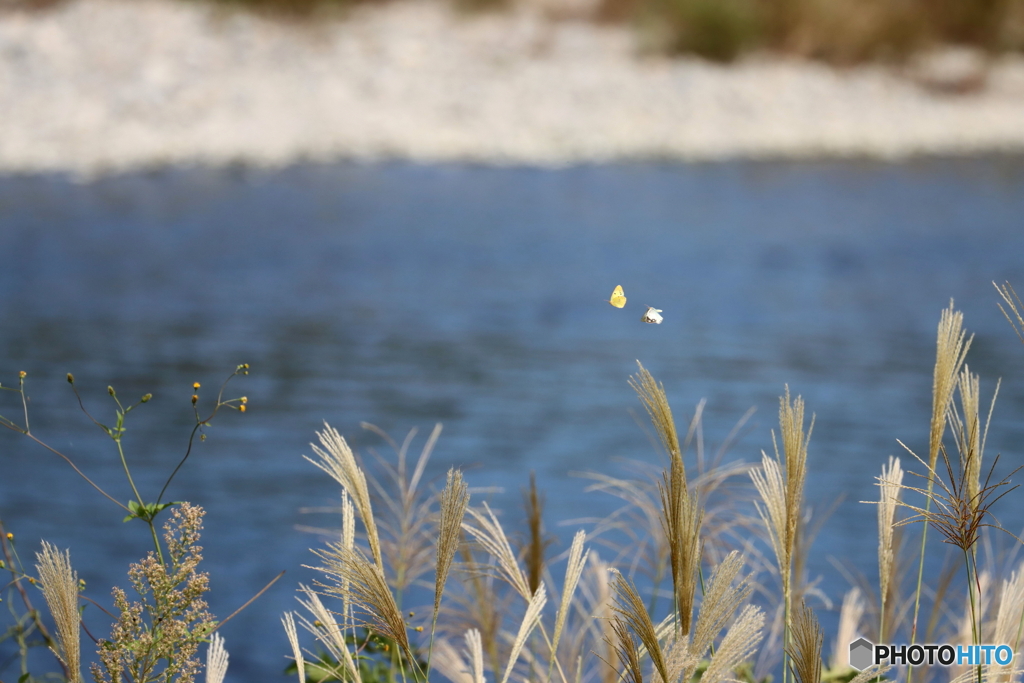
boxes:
[641,306,663,324]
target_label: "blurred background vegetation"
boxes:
[5,0,1024,63]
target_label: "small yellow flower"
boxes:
[241,396,248,404]
[192,394,198,405]
[414,626,424,632]
[19,370,26,379]
[5,532,12,541]
[239,405,246,413]
[28,577,36,585]
[408,611,415,618]
[193,382,201,390]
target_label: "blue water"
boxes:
[2,158,1024,681]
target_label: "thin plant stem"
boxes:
[964,547,981,683]
[19,375,29,435]
[425,612,440,679]
[21,432,126,510]
[910,485,935,644]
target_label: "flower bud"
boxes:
[67,373,74,384]
[141,393,152,403]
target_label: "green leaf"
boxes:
[124,500,180,523]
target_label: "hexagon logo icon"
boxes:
[849,638,874,671]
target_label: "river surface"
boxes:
[2,158,1024,681]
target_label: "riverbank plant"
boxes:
[4,284,1024,683]
[0,365,266,683]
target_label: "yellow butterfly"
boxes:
[608,285,627,308]
[641,306,663,324]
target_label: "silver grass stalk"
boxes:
[607,616,644,683]
[690,550,752,661]
[751,388,812,683]
[583,553,618,683]
[877,456,903,643]
[701,605,765,683]
[751,453,788,593]
[990,563,1024,683]
[35,541,81,683]
[342,488,356,553]
[316,544,411,661]
[630,362,685,474]
[663,632,699,683]
[930,302,973,471]
[432,639,475,683]
[909,301,973,670]
[467,629,485,683]
[205,632,229,683]
[995,281,1024,344]
[342,490,355,631]
[282,612,305,683]
[832,588,864,670]
[659,474,703,638]
[436,469,471,617]
[948,367,1000,518]
[295,585,362,683]
[308,422,384,569]
[786,601,823,683]
[778,388,812,592]
[296,584,348,651]
[500,585,548,683]
[433,630,488,683]
[428,469,471,678]
[632,362,704,636]
[550,530,590,669]
[611,573,669,683]
[463,502,533,601]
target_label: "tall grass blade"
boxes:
[691,550,752,660]
[832,588,864,670]
[877,456,904,643]
[282,612,305,683]
[549,530,590,677]
[611,572,669,683]
[464,502,534,601]
[205,632,229,683]
[785,601,822,683]
[35,541,81,683]
[501,585,548,683]
[702,605,765,683]
[994,281,1024,344]
[308,423,384,569]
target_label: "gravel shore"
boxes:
[3,0,1024,175]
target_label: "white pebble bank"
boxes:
[3,0,1024,176]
